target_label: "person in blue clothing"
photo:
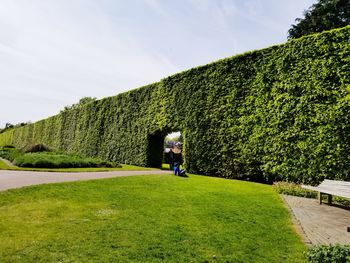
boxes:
[173,159,186,177]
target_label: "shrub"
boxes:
[13,152,120,168]
[273,182,317,198]
[306,245,350,263]
[0,147,22,162]
[23,144,52,153]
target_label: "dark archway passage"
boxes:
[146,130,184,169]
[146,131,166,168]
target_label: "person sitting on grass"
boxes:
[173,162,186,177]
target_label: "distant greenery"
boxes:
[306,244,350,263]
[288,0,350,39]
[0,146,120,169]
[0,174,306,262]
[0,122,30,134]
[1,26,350,184]
[61,96,96,112]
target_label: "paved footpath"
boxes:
[282,194,350,245]
[0,169,172,191]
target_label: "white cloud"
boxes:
[0,0,180,127]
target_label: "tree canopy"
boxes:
[61,97,96,112]
[288,0,350,39]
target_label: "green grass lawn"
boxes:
[0,159,12,170]
[0,158,154,172]
[0,174,306,262]
[162,163,170,170]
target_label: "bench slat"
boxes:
[301,179,350,200]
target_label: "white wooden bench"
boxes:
[301,179,350,205]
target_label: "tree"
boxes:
[0,122,30,134]
[288,0,350,39]
[5,123,14,129]
[62,97,97,112]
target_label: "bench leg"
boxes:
[318,192,323,205]
[327,194,333,205]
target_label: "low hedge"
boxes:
[0,146,120,168]
[273,182,317,198]
[13,152,120,168]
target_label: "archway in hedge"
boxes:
[146,131,166,168]
[146,130,184,169]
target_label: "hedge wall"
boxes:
[1,26,350,184]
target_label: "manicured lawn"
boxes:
[0,158,154,172]
[0,174,306,262]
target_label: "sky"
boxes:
[0,0,316,128]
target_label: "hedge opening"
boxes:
[163,131,184,170]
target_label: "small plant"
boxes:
[306,244,350,263]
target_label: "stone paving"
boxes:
[282,194,350,245]
[0,169,172,191]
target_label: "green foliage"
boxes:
[306,245,350,263]
[0,122,29,134]
[1,26,350,183]
[0,175,306,262]
[61,96,96,112]
[0,147,22,162]
[0,146,120,168]
[288,0,350,39]
[273,182,318,198]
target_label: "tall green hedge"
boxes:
[1,26,350,184]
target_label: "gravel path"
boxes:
[0,169,172,191]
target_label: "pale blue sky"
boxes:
[0,0,315,128]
